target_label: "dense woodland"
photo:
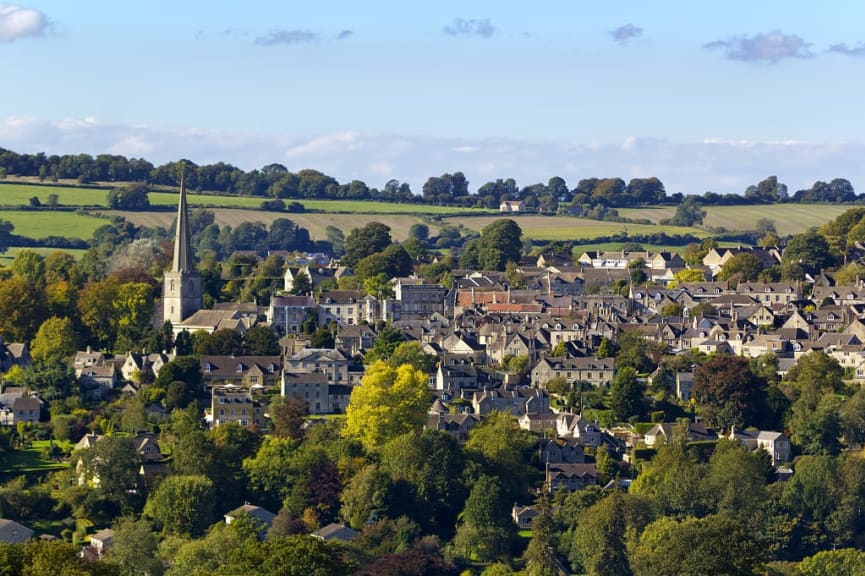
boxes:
[5,150,865,573]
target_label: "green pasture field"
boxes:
[151,192,491,215]
[618,204,852,236]
[443,215,707,242]
[1,182,493,215]
[0,182,107,206]
[0,210,107,240]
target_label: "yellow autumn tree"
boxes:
[343,360,430,453]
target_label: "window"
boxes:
[235,363,243,373]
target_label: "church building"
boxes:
[163,175,202,325]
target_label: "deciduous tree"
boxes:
[343,361,429,453]
[144,474,215,536]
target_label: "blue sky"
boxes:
[2,1,865,195]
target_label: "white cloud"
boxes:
[0,4,48,43]
[1,116,864,197]
[610,24,643,43]
[442,18,496,39]
[704,30,813,63]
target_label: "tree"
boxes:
[453,475,517,562]
[386,341,437,374]
[108,516,164,576]
[379,430,467,536]
[629,514,762,576]
[786,351,845,455]
[75,436,140,510]
[343,361,430,452]
[609,367,644,422]
[0,277,47,343]
[113,282,154,351]
[522,492,558,576]
[477,219,523,271]
[270,396,308,441]
[614,329,652,373]
[718,252,764,284]
[700,439,771,520]
[343,222,392,268]
[77,277,121,348]
[664,196,705,226]
[154,356,203,390]
[144,474,215,536]
[194,329,244,356]
[10,249,46,287]
[782,230,835,276]
[254,535,350,576]
[833,262,865,286]
[408,223,429,241]
[288,271,311,295]
[339,464,392,530]
[30,316,77,364]
[628,258,647,284]
[465,412,538,502]
[629,441,705,517]
[363,273,395,300]
[800,548,865,576]
[364,323,406,364]
[744,175,787,203]
[243,325,280,355]
[570,491,635,576]
[325,225,345,256]
[353,550,458,576]
[693,355,766,431]
[108,183,150,210]
[659,302,684,317]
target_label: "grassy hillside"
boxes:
[619,204,852,236]
[0,182,491,214]
[0,181,854,245]
[109,209,428,242]
[443,215,707,241]
[0,210,107,240]
[0,183,107,206]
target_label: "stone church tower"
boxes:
[163,174,202,324]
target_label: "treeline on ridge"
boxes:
[0,147,859,208]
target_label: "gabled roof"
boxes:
[0,519,33,543]
[313,523,360,541]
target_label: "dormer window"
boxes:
[235,363,244,373]
[204,362,212,372]
[765,287,771,293]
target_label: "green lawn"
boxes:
[0,210,107,240]
[3,440,71,474]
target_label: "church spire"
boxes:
[172,164,195,273]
